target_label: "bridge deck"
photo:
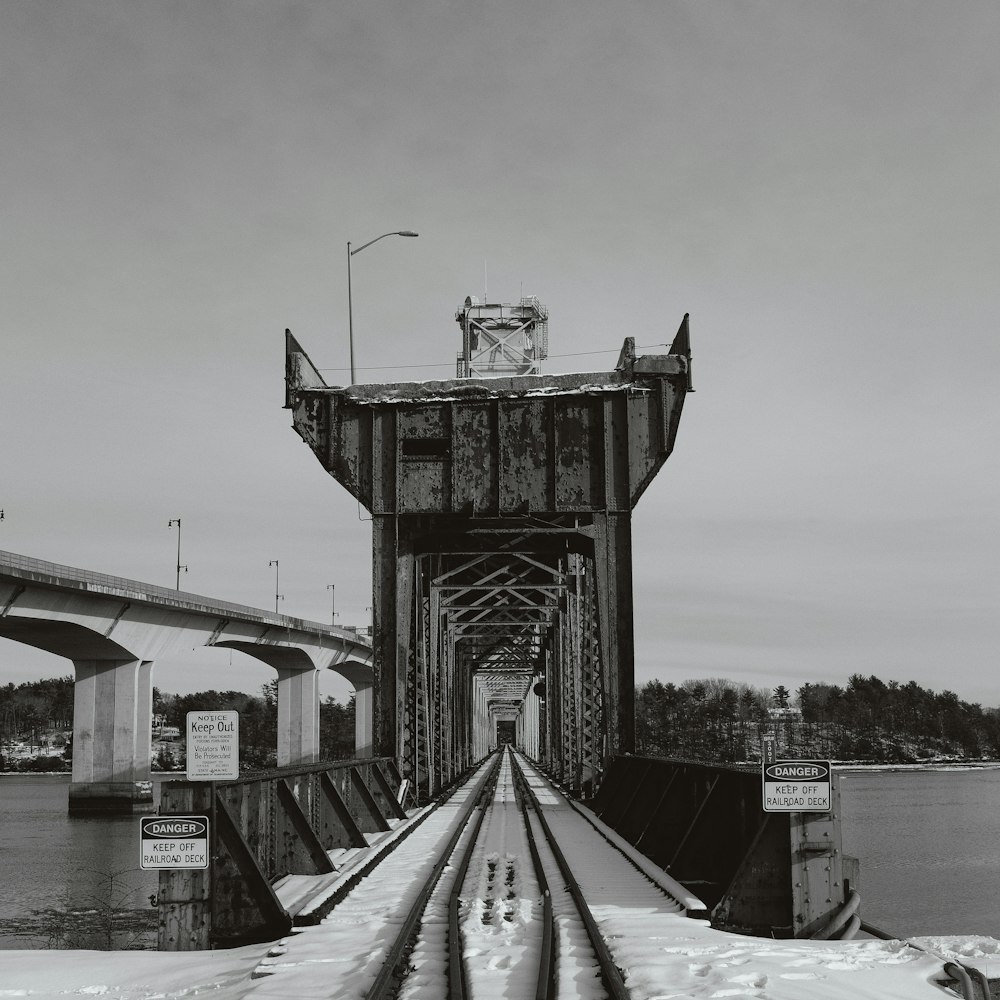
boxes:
[1,548,364,641]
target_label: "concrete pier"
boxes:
[69,657,156,814]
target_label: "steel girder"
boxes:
[285,323,691,800]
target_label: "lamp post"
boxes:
[269,560,283,614]
[327,583,338,626]
[347,230,418,384]
[168,518,187,590]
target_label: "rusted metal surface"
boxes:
[157,757,401,949]
[285,320,690,797]
[591,755,860,940]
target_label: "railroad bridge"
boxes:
[151,322,887,975]
[284,316,693,799]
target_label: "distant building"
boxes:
[767,706,802,723]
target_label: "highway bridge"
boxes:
[0,549,372,812]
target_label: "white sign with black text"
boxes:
[762,759,832,812]
[139,815,209,870]
[186,709,239,780]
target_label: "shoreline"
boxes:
[6,760,1000,778]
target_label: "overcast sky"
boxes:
[2,1,997,707]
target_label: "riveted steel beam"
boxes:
[286,328,690,793]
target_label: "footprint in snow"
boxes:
[727,972,767,988]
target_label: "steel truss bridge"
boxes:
[285,319,692,799]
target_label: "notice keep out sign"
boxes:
[762,760,832,813]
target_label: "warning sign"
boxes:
[762,759,832,812]
[140,815,209,870]
[186,710,239,780]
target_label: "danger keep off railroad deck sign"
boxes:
[762,760,832,812]
[140,815,210,870]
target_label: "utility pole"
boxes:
[269,560,283,614]
[168,518,187,590]
[327,584,338,626]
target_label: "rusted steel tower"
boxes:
[285,313,691,798]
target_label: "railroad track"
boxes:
[364,747,675,1000]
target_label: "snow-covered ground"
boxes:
[2,751,999,999]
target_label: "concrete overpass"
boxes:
[0,550,372,812]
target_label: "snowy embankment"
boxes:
[2,752,999,999]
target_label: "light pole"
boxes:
[269,560,283,614]
[168,518,187,590]
[327,583,340,626]
[347,230,418,384]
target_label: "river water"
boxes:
[0,768,998,949]
[0,775,160,949]
[839,766,1000,939]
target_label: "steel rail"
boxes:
[511,751,633,1000]
[509,749,557,1000]
[364,751,503,1000]
[445,754,507,999]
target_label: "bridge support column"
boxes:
[354,680,374,757]
[472,681,491,759]
[518,689,541,759]
[69,658,155,814]
[276,666,320,767]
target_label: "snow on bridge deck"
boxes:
[3,761,996,1000]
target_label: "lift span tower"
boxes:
[284,306,692,799]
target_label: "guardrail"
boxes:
[157,757,406,950]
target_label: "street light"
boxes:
[168,518,187,590]
[347,230,419,384]
[269,560,283,614]
[327,583,338,626]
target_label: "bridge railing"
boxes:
[588,755,860,940]
[157,756,407,950]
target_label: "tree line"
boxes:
[6,670,1000,770]
[0,676,356,772]
[636,673,1000,764]
[153,682,356,769]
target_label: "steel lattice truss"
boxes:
[393,525,613,796]
[454,298,549,378]
[286,320,692,802]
